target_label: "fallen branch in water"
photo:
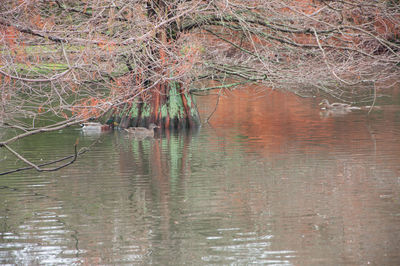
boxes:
[0,119,85,147]
[0,137,102,176]
[1,139,78,175]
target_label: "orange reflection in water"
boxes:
[198,88,400,156]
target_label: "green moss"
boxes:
[142,103,151,117]
[160,104,168,118]
[129,102,139,118]
[168,82,184,119]
[185,93,197,118]
[0,63,69,76]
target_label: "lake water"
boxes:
[1,90,400,265]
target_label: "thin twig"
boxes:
[368,83,377,115]
[206,89,222,123]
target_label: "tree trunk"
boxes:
[114,83,200,129]
[112,0,200,129]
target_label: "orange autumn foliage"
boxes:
[72,97,110,119]
[1,26,17,47]
[31,14,44,29]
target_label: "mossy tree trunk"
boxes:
[114,0,200,129]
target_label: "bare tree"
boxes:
[1,0,399,172]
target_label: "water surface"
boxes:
[1,90,400,265]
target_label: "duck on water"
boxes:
[81,119,116,132]
[124,123,160,138]
[319,99,361,111]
